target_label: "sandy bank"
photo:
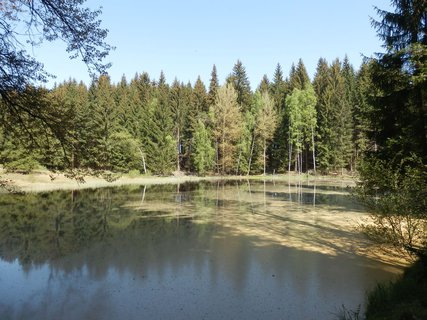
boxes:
[0,169,356,193]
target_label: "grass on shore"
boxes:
[365,258,427,320]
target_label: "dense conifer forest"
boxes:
[0,57,375,176]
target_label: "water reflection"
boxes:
[0,180,401,320]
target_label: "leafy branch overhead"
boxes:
[0,0,114,164]
[0,0,114,91]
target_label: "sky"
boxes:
[30,0,393,89]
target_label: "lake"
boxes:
[0,179,402,319]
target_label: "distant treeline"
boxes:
[0,57,374,176]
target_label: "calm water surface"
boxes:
[0,180,401,319]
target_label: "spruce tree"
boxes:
[268,63,288,172]
[271,63,286,110]
[207,64,219,108]
[353,61,374,164]
[369,0,427,163]
[193,76,208,115]
[170,79,189,172]
[258,75,270,93]
[314,58,353,173]
[313,58,330,172]
[231,60,252,111]
[342,56,359,171]
[289,59,310,90]
[140,97,176,175]
[356,0,427,258]
[86,75,119,170]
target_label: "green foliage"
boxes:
[140,98,176,175]
[314,58,353,173]
[192,120,215,175]
[355,0,427,259]
[0,0,113,170]
[2,154,40,174]
[211,83,242,174]
[0,126,41,174]
[254,91,278,174]
[0,52,401,178]
[85,75,119,170]
[365,259,427,320]
[289,59,310,90]
[352,62,374,166]
[334,305,362,320]
[285,85,317,173]
[369,0,427,164]
[207,65,219,108]
[109,131,141,173]
[231,60,252,112]
[268,63,289,172]
[257,74,270,93]
[236,110,256,175]
[355,156,427,255]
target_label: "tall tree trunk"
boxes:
[176,127,180,172]
[263,139,267,175]
[236,149,241,175]
[247,133,256,175]
[288,131,292,173]
[311,125,316,174]
[295,152,298,173]
[138,147,147,174]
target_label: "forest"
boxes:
[0,57,371,177]
[0,0,426,318]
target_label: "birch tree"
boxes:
[254,91,278,175]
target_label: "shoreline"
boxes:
[0,169,410,268]
[0,169,357,193]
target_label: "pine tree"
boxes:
[51,79,90,169]
[86,75,118,170]
[313,58,330,170]
[231,60,252,111]
[115,75,132,131]
[158,70,167,87]
[207,64,219,108]
[131,72,153,106]
[353,61,374,164]
[314,59,353,173]
[335,59,354,172]
[170,79,189,172]
[342,56,359,171]
[289,59,310,90]
[271,63,286,110]
[268,63,288,173]
[193,76,208,115]
[258,74,270,93]
[355,0,427,257]
[140,97,176,175]
[369,0,427,163]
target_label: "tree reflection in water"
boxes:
[0,180,403,320]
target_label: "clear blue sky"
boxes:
[33,0,392,89]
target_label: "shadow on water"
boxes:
[0,180,402,320]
